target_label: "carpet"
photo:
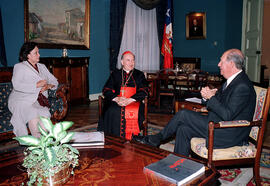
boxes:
[79,123,270,186]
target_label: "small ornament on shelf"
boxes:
[62,48,68,57]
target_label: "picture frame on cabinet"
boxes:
[24,0,90,49]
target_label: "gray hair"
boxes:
[226,49,245,70]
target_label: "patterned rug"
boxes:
[79,123,270,186]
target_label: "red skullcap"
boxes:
[122,51,134,56]
[121,51,135,59]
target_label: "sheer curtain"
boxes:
[117,0,160,71]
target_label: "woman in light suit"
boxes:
[8,42,58,137]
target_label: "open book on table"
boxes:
[70,131,104,147]
[144,154,205,185]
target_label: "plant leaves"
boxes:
[45,137,54,146]
[27,146,39,151]
[44,147,56,164]
[57,131,67,142]
[53,122,63,139]
[61,121,74,131]
[38,124,48,137]
[13,136,40,146]
[32,148,43,155]
[40,116,53,133]
[63,143,79,155]
[60,132,74,144]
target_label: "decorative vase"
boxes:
[29,161,73,186]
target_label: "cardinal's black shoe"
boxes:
[132,135,160,147]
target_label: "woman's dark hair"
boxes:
[19,42,38,62]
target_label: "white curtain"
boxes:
[117,0,160,71]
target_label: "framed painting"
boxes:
[24,0,90,49]
[186,12,206,40]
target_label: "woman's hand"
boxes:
[40,84,55,93]
[36,80,47,88]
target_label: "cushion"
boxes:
[249,86,267,141]
[0,109,13,133]
[0,83,13,110]
[48,87,64,115]
[190,137,256,160]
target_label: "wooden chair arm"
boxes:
[207,119,262,167]
[51,84,69,121]
[194,106,208,113]
[213,119,262,128]
[143,97,148,136]
[98,95,105,118]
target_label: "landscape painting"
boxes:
[24,0,90,49]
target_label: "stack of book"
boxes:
[70,131,104,147]
[144,154,205,185]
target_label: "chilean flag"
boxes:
[161,0,173,69]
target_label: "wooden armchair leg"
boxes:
[143,121,148,136]
[98,95,103,119]
[253,164,261,186]
[143,97,148,136]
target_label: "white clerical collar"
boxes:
[226,70,242,87]
[123,69,130,74]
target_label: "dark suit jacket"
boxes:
[205,71,256,148]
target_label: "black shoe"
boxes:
[132,135,160,147]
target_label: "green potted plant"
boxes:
[14,116,79,185]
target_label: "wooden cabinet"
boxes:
[40,57,90,104]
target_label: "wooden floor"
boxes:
[66,101,270,149]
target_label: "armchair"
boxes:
[98,95,148,136]
[48,84,69,122]
[0,83,69,142]
[190,86,270,185]
[156,69,176,113]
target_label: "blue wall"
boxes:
[0,0,243,94]
[0,0,110,95]
[173,0,243,73]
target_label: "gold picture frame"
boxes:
[186,12,206,40]
[24,0,90,49]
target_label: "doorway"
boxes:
[242,0,270,86]
[261,0,270,86]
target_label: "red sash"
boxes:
[119,87,140,140]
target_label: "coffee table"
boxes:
[0,135,218,185]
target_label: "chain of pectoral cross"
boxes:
[121,69,133,96]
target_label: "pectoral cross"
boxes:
[120,89,125,96]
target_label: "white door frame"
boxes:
[241,0,264,83]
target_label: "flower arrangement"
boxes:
[14,116,79,185]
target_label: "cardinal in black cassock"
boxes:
[97,51,149,140]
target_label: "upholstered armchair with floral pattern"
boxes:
[190,86,270,185]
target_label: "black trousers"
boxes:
[160,109,208,156]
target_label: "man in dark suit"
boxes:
[133,49,256,156]
[189,18,203,37]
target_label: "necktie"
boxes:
[222,81,227,91]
